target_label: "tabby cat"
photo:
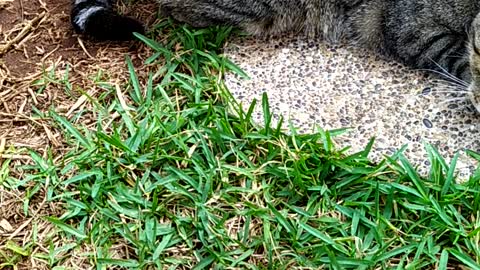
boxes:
[71,0,480,111]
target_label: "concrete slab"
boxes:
[224,35,480,177]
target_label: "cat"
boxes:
[71,0,480,111]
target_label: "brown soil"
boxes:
[0,0,160,268]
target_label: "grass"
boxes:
[2,18,480,269]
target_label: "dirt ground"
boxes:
[0,0,159,267]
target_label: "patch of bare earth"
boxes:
[0,0,160,267]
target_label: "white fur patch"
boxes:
[74,0,109,5]
[74,6,104,31]
[74,0,88,5]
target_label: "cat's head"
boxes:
[469,17,480,112]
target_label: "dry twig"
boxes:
[0,11,47,56]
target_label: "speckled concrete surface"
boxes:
[224,35,480,177]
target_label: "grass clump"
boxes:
[3,20,480,269]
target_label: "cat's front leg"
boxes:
[158,0,300,35]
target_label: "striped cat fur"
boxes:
[71,0,480,110]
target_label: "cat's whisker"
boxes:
[436,81,467,88]
[430,79,468,87]
[437,97,468,106]
[430,85,467,92]
[426,59,470,86]
[421,67,469,88]
[430,84,470,92]
[428,90,470,94]
[423,82,471,95]
[450,103,473,110]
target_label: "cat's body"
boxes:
[71,0,480,110]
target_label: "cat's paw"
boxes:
[72,5,144,41]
